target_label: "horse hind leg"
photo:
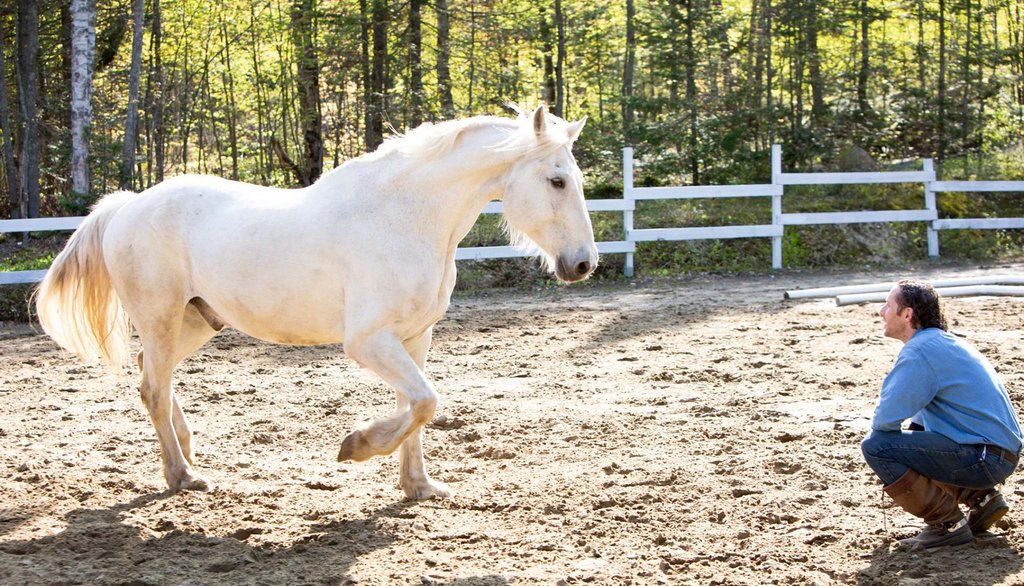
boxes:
[137,301,221,466]
[136,302,219,491]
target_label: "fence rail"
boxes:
[2,144,1023,284]
[622,144,1023,274]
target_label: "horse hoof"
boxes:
[403,479,453,501]
[176,472,212,492]
[337,431,372,462]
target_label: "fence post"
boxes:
[771,144,783,269]
[923,158,939,257]
[623,147,635,277]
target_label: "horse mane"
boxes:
[374,111,577,164]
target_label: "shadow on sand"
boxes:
[856,532,1022,585]
[0,492,508,585]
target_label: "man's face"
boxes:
[879,286,914,341]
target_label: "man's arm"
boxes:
[872,348,939,431]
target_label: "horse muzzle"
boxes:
[555,247,598,283]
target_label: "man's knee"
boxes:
[861,430,893,461]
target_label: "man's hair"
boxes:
[895,279,948,331]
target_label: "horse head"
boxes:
[501,106,598,283]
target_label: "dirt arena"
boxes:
[1,262,1023,585]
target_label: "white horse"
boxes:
[35,106,596,499]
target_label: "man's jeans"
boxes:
[861,429,1018,487]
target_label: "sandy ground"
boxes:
[2,262,1024,585]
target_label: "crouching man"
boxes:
[861,279,1022,549]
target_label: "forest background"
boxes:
[1,0,1023,297]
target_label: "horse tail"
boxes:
[34,190,135,369]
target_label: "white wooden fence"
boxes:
[622,145,1023,276]
[1,144,1022,285]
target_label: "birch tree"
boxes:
[70,0,97,204]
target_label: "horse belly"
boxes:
[205,292,344,345]
[191,259,347,346]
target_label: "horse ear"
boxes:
[566,116,587,142]
[532,105,548,136]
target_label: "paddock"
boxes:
[1,263,1022,585]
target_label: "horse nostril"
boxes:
[576,261,591,275]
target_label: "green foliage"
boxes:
[0,250,55,272]
[3,0,1023,298]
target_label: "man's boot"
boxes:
[961,487,1009,533]
[937,483,1010,533]
[884,469,973,549]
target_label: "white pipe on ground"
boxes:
[835,285,1024,306]
[784,275,1024,300]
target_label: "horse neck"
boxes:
[315,122,523,250]
[379,124,522,244]
[417,124,519,201]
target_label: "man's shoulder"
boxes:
[908,328,954,349]
[909,328,983,363]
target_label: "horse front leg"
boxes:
[338,329,438,465]
[397,328,451,500]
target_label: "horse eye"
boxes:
[550,177,566,189]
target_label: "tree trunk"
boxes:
[0,23,19,218]
[366,0,388,151]
[916,0,926,90]
[467,0,476,111]
[250,2,267,182]
[120,0,144,189]
[1011,0,1019,138]
[291,0,322,183]
[333,84,343,166]
[152,0,164,182]
[199,37,220,175]
[622,0,635,135]
[359,0,372,148]
[70,0,96,203]
[765,0,773,144]
[180,5,194,173]
[857,0,870,116]
[59,3,73,154]
[750,0,762,141]
[938,0,947,159]
[1014,0,1024,138]
[220,20,240,181]
[17,0,40,219]
[61,5,72,117]
[806,3,825,123]
[274,29,293,173]
[708,0,730,98]
[409,0,424,127]
[961,0,972,148]
[541,6,555,110]
[684,0,698,183]
[435,0,454,118]
[554,0,565,117]
[143,17,154,188]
